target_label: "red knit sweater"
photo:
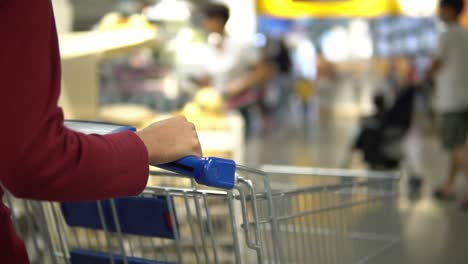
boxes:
[0,1,149,262]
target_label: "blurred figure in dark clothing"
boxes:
[260,38,293,129]
[353,85,417,171]
[272,39,293,76]
[351,56,429,198]
[371,93,387,123]
[273,39,293,112]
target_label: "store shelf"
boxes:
[59,29,158,60]
[58,29,159,120]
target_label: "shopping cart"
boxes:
[4,122,401,264]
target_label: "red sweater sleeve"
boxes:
[0,0,149,201]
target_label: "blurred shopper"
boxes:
[259,38,293,131]
[428,0,468,206]
[352,81,417,171]
[350,57,426,199]
[0,1,202,263]
[290,33,318,123]
[269,38,293,111]
[256,59,278,132]
[197,3,268,138]
[403,58,427,197]
[383,57,426,196]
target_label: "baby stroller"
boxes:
[352,85,417,170]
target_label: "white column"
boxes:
[219,0,257,43]
[52,0,74,34]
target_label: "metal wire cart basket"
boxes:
[5,121,400,264]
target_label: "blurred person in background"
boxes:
[290,33,318,123]
[428,0,468,207]
[351,59,418,175]
[0,1,202,263]
[397,58,426,197]
[258,38,293,131]
[268,38,293,112]
[194,3,268,138]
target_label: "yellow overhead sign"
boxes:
[256,0,413,18]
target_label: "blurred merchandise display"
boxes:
[98,13,156,30]
[51,0,252,164]
[397,0,438,17]
[371,16,438,57]
[53,0,449,163]
[58,28,158,120]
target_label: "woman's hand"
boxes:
[137,116,202,165]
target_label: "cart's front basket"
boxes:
[255,165,401,264]
[5,162,400,264]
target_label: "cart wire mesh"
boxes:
[4,165,400,264]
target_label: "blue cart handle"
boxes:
[157,156,236,189]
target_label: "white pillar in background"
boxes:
[52,0,74,34]
[218,0,257,43]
